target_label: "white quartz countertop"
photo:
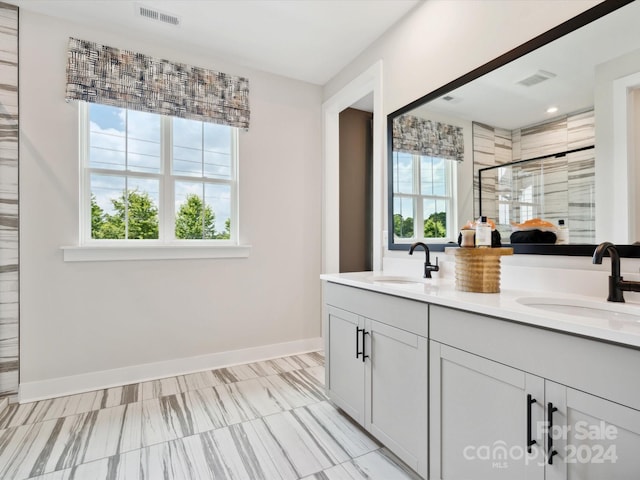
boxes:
[321,271,640,349]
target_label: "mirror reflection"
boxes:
[476,113,595,245]
[391,113,463,242]
[388,1,640,252]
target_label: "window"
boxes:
[392,152,455,242]
[82,103,238,244]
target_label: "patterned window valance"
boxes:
[65,37,250,129]
[392,114,464,161]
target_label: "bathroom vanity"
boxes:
[324,280,429,476]
[321,272,640,479]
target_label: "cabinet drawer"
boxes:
[324,282,428,337]
[430,304,640,411]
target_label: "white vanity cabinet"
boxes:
[324,282,429,478]
[430,341,545,479]
[326,306,366,424]
[545,381,640,480]
[430,305,640,480]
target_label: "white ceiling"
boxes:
[9,0,420,85]
[417,1,640,130]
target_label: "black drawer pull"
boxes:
[527,394,537,454]
[547,402,559,465]
[361,330,369,363]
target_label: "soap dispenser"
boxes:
[556,219,569,244]
[475,216,491,248]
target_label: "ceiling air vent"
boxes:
[517,70,556,87]
[137,5,180,26]
[441,95,461,104]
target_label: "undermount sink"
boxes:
[369,275,430,287]
[516,296,640,323]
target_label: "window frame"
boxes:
[64,102,248,262]
[392,152,457,244]
[79,102,239,246]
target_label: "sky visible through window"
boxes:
[89,104,233,235]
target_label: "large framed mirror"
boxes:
[387,0,640,257]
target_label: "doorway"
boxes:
[339,105,373,272]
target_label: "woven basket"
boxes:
[445,247,513,293]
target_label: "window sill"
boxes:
[61,244,252,262]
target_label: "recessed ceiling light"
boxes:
[547,106,559,114]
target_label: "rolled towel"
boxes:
[510,229,557,244]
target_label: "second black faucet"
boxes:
[592,241,640,302]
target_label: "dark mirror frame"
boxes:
[387,0,640,257]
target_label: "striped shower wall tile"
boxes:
[566,111,596,242]
[518,117,568,160]
[472,122,509,220]
[480,168,498,223]
[494,127,512,164]
[537,155,569,222]
[568,110,595,149]
[568,149,596,243]
[472,111,595,240]
[0,2,19,402]
[486,127,512,222]
[511,128,521,163]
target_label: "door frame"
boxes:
[322,61,384,274]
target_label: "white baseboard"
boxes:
[19,337,323,404]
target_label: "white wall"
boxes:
[595,48,640,244]
[19,11,322,397]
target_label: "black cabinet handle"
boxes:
[527,394,537,453]
[361,329,370,363]
[356,326,363,359]
[547,402,558,465]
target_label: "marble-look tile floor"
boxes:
[0,352,419,480]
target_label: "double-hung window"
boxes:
[82,103,238,245]
[64,37,249,261]
[392,151,455,242]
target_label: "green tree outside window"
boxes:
[92,190,158,239]
[91,190,230,240]
[424,212,446,238]
[175,194,216,239]
[393,213,414,238]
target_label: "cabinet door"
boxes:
[546,381,640,480]
[366,319,428,477]
[430,342,545,480]
[326,306,365,425]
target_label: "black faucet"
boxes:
[409,242,439,279]
[592,242,640,302]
